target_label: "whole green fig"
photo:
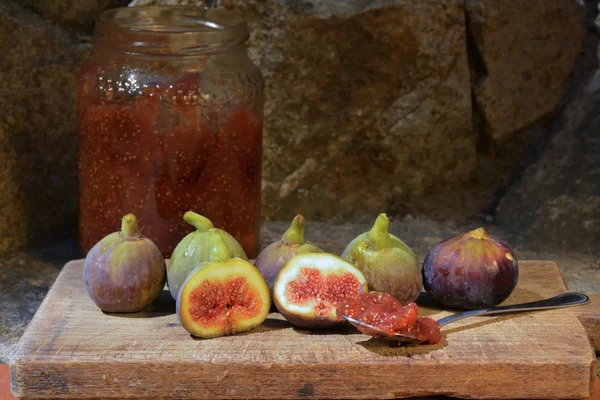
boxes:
[167,211,247,299]
[342,213,422,304]
[83,214,166,313]
[255,214,323,291]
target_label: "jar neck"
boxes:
[94,6,249,57]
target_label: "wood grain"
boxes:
[577,298,600,354]
[10,260,598,399]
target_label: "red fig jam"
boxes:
[77,7,264,257]
[337,292,442,344]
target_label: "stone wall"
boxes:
[0,0,594,256]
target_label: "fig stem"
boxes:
[366,213,390,250]
[282,215,306,245]
[184,211,215,232]
[467,227,488,240]
[121,213,140,239]
[208,232,232,262]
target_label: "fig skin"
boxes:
[342,213,422,305]
[255,214,324,291]
[176,256,271,339]
[167,211,247,300]
[422,227,518,310]
[277,305,338,330]
[273,253,368,329]
[83,214,166,313]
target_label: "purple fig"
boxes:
[255,215,324,291]
[83,214,166,313]
[422,228,518,310]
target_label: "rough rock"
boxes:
[493,0,599,257]
[129,0,214,6]
[465,0,584,139]
[220,0,475,221]
[495,90,600,256]
[530,195,600,250]
[14,0,126,33]
[0,1,89,256]
[0,0,592,257]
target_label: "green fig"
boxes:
[254,215,324,291]
[167,211,247,299]
[83,213,166,313]
[341,213,422,304]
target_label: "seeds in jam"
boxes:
[337,292,442,344]
[78,65,263,257]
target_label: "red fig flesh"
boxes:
[177,258,270,338]
[273,253,368,329]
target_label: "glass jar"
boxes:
[77,6,264,257]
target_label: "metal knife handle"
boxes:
[436,292,589,327]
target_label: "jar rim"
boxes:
[95,6,249,55]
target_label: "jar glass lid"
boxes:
[96,6,249,55]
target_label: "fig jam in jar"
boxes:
[77,7,264,257]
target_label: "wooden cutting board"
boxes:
[9,260,599,400]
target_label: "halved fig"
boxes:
[176,258,270,338]
[273,253,368,329]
